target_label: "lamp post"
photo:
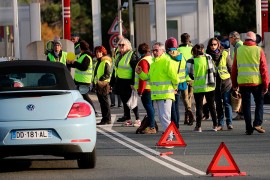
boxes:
[118,0,123,36]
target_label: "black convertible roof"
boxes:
[0,60,76,90]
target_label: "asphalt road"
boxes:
[0,92,269,180]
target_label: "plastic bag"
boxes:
[126,90,138,110]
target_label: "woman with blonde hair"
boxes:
[110,38,141,126]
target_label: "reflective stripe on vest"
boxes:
[217,50,230,80]
[151,89,175,94]
[134,56,153,90]
[178,46,193,81]
[236,45,262,84]
[48,51,67,65]
[193,56,215,93]
[74,54,93,83]
[147,53,178,100]
[116,51,133,79]
[177,60,187,83]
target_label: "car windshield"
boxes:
[0,73,56,89]
[0,60,76,91]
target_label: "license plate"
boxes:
[11,130,52,140]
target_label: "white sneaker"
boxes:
[133,120,141,127]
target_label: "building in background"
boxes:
[135,0,214,48]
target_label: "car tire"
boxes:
[77,147,96,169]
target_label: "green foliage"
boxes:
[41,3,62,25]
[40,0,269,49]
[214,0,256,35]
[18,0,31,5]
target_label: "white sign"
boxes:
[108,17,127,34]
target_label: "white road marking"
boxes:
[97,118,206,176]
[97,128,193,176]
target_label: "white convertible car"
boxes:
[0,60,96,169]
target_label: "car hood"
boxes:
[0,90,80,121]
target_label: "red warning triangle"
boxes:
[206,142,240,174]
[157,122,186,147]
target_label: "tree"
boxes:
[213,0,257,35]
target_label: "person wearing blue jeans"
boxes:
[171,91,181,128]
[206,37,233,131]
[231,31,269,135]
[240,86,264,134]
[215,89,232,129]
[140,91,155,129]
[135,43,155,132]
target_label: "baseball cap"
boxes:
[71,33,79,38]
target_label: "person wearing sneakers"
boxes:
[206,37,233,131]
[110,38,141,127]
[231,31,269,135]
[186,44,218,132]
[136,42,179,143]
[177,33,195,126]
[229,31,245,121]
[134,43,156,134]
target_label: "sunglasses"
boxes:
[210,43,218,46]
[118,44,125,47]
[151,49,159,52]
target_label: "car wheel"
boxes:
[77,147,96,169]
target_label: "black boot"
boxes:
[187,110,195,126]
[184,111,189,125]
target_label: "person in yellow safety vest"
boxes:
[165,37,185,129]
[177,33,195,126]
[46,40,67,65]
[232,31,269,135]
[134,42,156,134]
[229,31,244,120]
[93,46,112,125]
[110,38,140,127]
[206,37,233,131]
[71,33,81,57]
[136,42,179,145]
[186,44,218,132]
[66,40,98,116]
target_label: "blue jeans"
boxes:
[239,85,264,132]
[141,91,155,128]
[171,91,180,128]
[215,89,232,126]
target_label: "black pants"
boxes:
[194,91,217,127]
[83,93,96,112]
[96,92,111,122]
[120,90,139,120]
